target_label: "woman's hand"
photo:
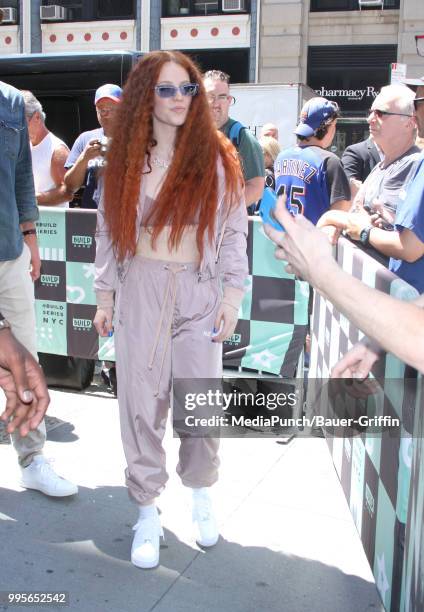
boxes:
[94,307,114,337]
[212,302,238,343]
[212,286,244,343]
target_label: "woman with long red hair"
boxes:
[93,51,248,569]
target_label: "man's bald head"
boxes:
[261,123,279,140]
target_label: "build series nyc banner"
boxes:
[35,208,106,360]
[34,208,309,375]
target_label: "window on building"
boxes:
[0,0,19,23]
[162,0,249,18]
[41,0,135,21]
[193,0,220,16]
[307,44,398,114]
[186,48,249,82]
[41,0,83,20]
[310,0,399,10]
[96,0,135,19]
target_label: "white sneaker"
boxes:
[192,488,219,547]
[20,456,78,497]
[131,514,163,569]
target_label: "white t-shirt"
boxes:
[31,132,70,209]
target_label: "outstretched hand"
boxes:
[329,340,382,400]
[331,340,381,380]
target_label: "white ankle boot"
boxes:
[192,488,219,547]
[131,505,163,569]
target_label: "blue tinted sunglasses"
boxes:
[155,83,199,98]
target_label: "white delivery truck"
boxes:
[230,83,316,147]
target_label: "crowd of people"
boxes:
[1,31,423,570]
[266,75,424,376]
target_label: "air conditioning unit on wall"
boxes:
[40,5,67,20]
[0,7,18,24]
[222,0,246,12]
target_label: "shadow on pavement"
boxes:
[0,485,383,612]
[0,417,79,446]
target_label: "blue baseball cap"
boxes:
[295,97,339,138]
[94,83,122,105]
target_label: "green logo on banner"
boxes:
[73,318,92,330]
[227,333,241,345]
[35,301,67,355]
[72,235,92,247]
[66,261,96,305]
[36,208,66,260]
[242,321,291,375]
[41,274,60,286]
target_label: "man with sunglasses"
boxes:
[64,83,122,209]
[321,85,424,291]
[203,70,264,208]
[318,85,420,253]
[358,85,420,221]
[381,75,424,292]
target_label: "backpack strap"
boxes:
[228,121,246,149]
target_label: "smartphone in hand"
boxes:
[259,185,285,232]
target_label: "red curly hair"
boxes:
[103,50,243,261]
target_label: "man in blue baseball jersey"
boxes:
[275,97,351,226]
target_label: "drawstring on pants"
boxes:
[148,263,187,396]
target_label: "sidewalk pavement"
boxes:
[0,382,384,612]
